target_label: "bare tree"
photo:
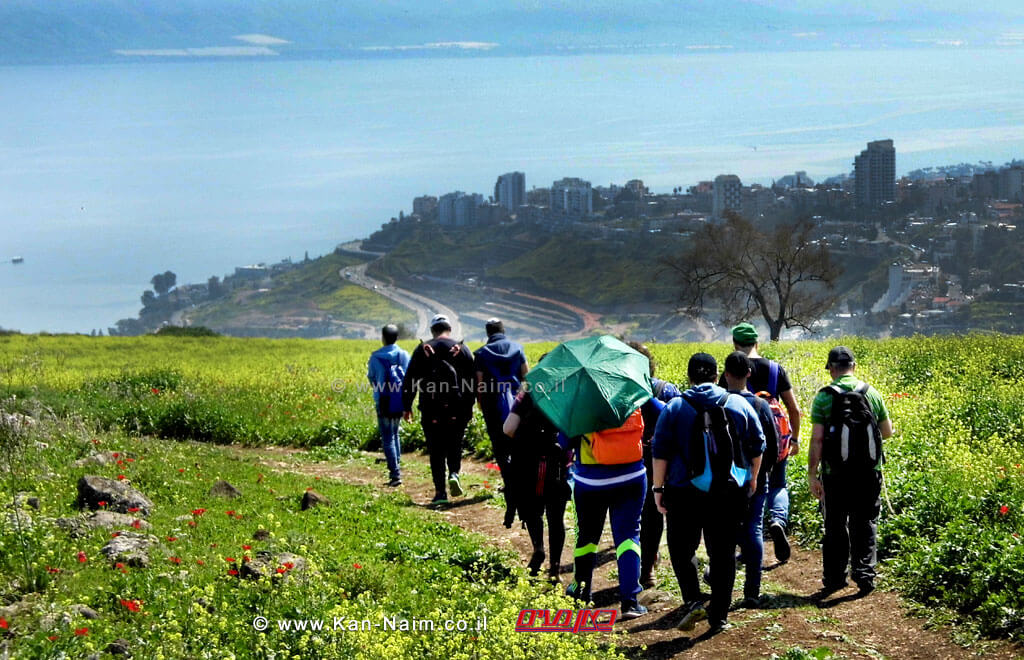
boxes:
[664,212,841,341]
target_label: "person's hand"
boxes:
[403,410,413,423]
[422,343,435,357]
[747,479,757,498]
[789,439,800,458]
[655,491,667,515]
[449,343,461,357]
[809,475,824,501]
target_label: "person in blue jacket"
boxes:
[652,352,764,635]
[366,324,411,486]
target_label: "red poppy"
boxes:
[1000,505,1010,516]
[130,519,141,529]
[48,635,58,641]
[225,510,235,516]
[126,458,135,463]
[1014,533,1020,539]
[353,563,362,569]
[191,508,206,516]
[74,627,89,636]
[166,536,177,542]
[77,551,87,563]
[0,617,7,629]
[127,507,140,513]
[179,468,185,473]
[111,532,120,538]
[485,463,500,471]
[243,556,250,563]
[116,460,125,467]
[151,387,160,394]
[283,562,294,570]
[227,569,239,576]
[98,500,107,507]
[169,557,182,565]
[187,521,196,527]
[112,452,120,458]
[234,514,243,520]
[276,567,287,574]
[115,562,125,570]
[117,475,126,481]
[196,560,205,566]
[224,556,235,562]
[242,545,252,550]
[120,599,142,613]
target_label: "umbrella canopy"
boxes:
[525,335,653,437]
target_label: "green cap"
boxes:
[731,322,759,345]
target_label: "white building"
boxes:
[550,177,593,217]
[494,172,526,212]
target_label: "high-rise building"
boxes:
[412,195,438,217]
[550,177,593,217]
[854,139,896,208]
[494,172,526,212]
[438,191,484,227]
[712,174,742,218]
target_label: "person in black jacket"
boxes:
[402,315,476,505]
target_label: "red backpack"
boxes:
[751,361,793,462]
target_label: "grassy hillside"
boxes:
[1,334,1022,643]
[187,253,414,335]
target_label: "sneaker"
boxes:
[429,493,449,506]
[855,579,875,595]
[677,599,707,631]
[739,596,762,609]
[503,507,515,529]
[639,573,655,590]
[386,477,402,487]
[619,602,648,620]
[565,581,588,603]
[769,521,791,562]
[527,551,546,577]
[707,619,730,635]
[816,579,849,598]
[448,473,464,497]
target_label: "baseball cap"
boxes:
[687,352,718,383]
[731,322,759,345]
[429,314,451,330]
[826,346,855,367]
[485,317,501,325]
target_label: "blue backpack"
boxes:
[477,346,521,422]
[375,355,406,418]
[681,392,750,492]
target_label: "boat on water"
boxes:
[12,256,24,264]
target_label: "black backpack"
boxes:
[821,382,883,472]
[422,343,463,409]
[681,393,749,492]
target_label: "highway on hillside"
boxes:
[341,263,462,340]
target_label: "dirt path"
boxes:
[238,447,1022,660]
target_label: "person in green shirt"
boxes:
[807,346,894,596]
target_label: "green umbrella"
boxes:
[525,335,653,437]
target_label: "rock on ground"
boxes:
[209,480,242,498]
[77,476,153,516]
[239,552,308,581]
[300,490,330,510]
[100,531,159,568]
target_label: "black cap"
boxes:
[688,352,718,384]
[826,346,855,368]
[724,351,752,378]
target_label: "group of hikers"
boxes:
[367,316,893,634]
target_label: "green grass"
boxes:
[0,413,622,659]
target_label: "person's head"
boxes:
[626,340,656,377]
[485,318,504,337]
[429,314,451,338]
[826,346,856,377]
[723,350,751,390]
[381,324,399,346]
[687,352,718,385]
[731,322,758,353]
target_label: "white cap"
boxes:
[429,314,450,329]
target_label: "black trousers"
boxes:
[822,470,882,586]
[664,484,747,624]
[641,443,664,579]
[422,413,469,497]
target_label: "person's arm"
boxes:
[653,458,669,514]
[745,402,765,496]
[401,347,422,421]
[780,388,801,456]
[519,357,529,380]
[475,370,486,409]
[879,418,894,439]
[747,454,762,497]
[503,411,521,438]
[808,423,825,500]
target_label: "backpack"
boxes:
[749,361,793,462]
[579,408,644,465]
[682,392,750,492]
[375,354,406,418]
[477,344,521,422]
[820,382,883,472]
[422,343,463,409]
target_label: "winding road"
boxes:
[341,263,462,340]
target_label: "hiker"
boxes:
[652,352,764,634]
[722,351,779,607]
[807,346,893,595]
[627,341,682,589]
[502,380,570,582]
[564,406,650,620]
[474,318,529,527]
[724,322,801,562]
[366,324,411,487]
[401,314,476,505]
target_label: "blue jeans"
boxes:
[766,458,790,528]
[740,484,768,598]
[377,414,402,480]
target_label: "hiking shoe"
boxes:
[739,596,762,609]
[816,579,849,598]
[707,619,730,635]
[527,551,546,577]
[386,477,402,487]
[677,600,707,631]
[565,581,588,603]
[769,521,791,562]
[448,473,464,497]
[429,493,449,507]
[855,579,875,595]
[503,507,515,529]
[639,572,656,590]
[619,602,648,620]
